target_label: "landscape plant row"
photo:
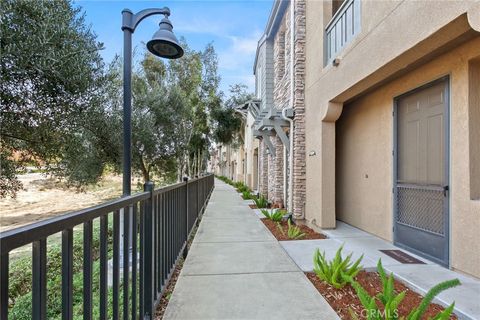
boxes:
[260,208,306,240]
[215,175,269,208]
[313,246,460,320]
[217,175,307,240]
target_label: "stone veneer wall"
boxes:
[259,141,269,197]
[257,0,306,211]
[273,136,284,206]
[292,0,307,218]
[270,6,292,208]
[267,139,275,203]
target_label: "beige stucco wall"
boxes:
[214,143,246,182]
[335,37,480,277]
[232,145,245,182]
[336,89,393,241]
[305,0,479,230]
[306,0,480,229]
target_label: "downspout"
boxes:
[281,0,295,216]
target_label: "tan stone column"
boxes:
[268,150,275,203]
[273,135,284,207]
[259,141,269,197]
[292,0,307,219]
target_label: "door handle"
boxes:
[443,185,449,197]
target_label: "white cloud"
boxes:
[171,17,227,37]
[148,6,263,96]
[218,30,261,71]
[216,30,261,95]
[227,34,259,55]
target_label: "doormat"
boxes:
[379,250,425,264]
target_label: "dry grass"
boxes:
[0,172,123,232]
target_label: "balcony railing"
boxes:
[0,174,214,320]
[325,0,361,65]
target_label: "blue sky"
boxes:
[75,0,273,95]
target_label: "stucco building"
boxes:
[253,0,307,213]
[211,143,245,182]
[212,0,480,279]
[304,0,480,278]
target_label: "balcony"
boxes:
[325,0,361,65]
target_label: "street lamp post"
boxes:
[121,7,183,196]
[116,8,183,301]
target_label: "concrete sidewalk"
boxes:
[163,180,339,320]
[281,222,480,320]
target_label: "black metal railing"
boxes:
[0,174,214,320]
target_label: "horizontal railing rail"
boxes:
[325,0,361,65]
[0,174,215,320]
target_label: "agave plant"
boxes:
[313,245,363,289]
[261,208,284,222]
[286,220,305,239]
[406,278,460,320]
[253,195,268,208]
[344,259,461,320]
[233,181,243,188]
[237,184,250,193]
[242,190,252,200]
[344,259,405,320]
[216,175,233,185]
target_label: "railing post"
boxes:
[1,253,9,320]
[183,177,189,259]
[143,181,155,320]
[196,179,200,219]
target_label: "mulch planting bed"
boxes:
[261,218,327,241]
[155,213,201,319]
[155,259,183,319]
[306,271,457,320]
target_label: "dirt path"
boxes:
[0,173,123,232]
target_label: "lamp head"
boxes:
[147,16,183,59]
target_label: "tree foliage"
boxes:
[210,83,253,145]
[0,0,252,197]
[0,0,110,195]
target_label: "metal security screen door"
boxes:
[394,78,449,267]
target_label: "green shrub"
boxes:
[253,195,268,208]
[261,208,285,222]
[313,245,363,289]
[241,190,252,200]
[9,218,116,318]
[236,184,250,193]
[215,175,234,185]
[233,181,243,189]
[343,259,461,320]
